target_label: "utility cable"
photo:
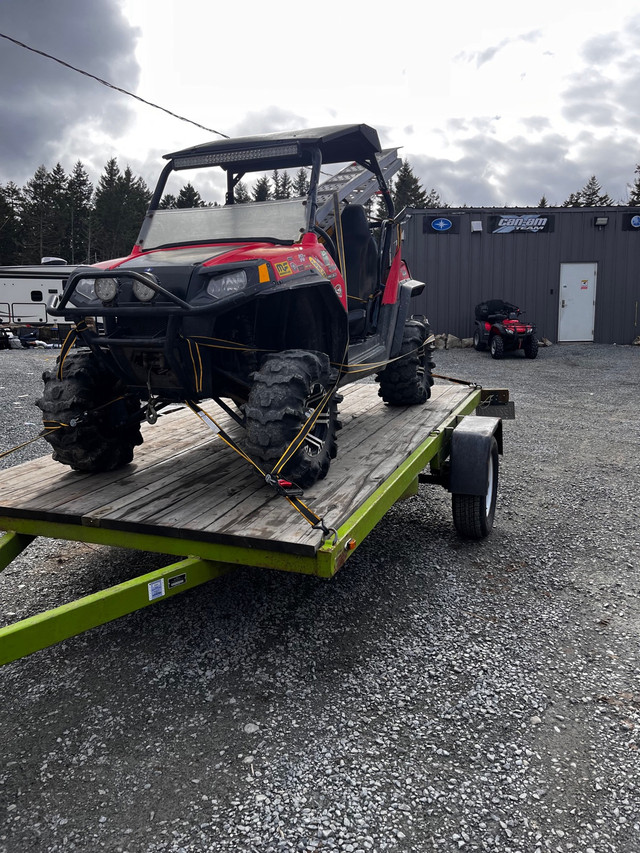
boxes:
[0,31,229,139]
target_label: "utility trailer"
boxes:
[0,381,511,667]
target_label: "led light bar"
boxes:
[173,144,300,170]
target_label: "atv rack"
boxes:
[0,381,511,667]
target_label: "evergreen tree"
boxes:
[279,171,292,200]
[159,193,178,209]
[0,182,23,265]
[176,182,205,208]
[424,188,446,208]
[92,159,151,260]
[562,191,583,208]
[538,195,549,208]
[271,170,283,199]
[628,165,640,206]
[391,160,428,211]
[20,164,69,262]
[252,175,271,202]
[563,176,612,207]
[234,181,251,204]
[66,161,93,264]
[293,168,309,196]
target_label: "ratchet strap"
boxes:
[185,401,336,541]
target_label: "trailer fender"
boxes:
[449,416,502,496]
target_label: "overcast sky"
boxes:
[1,0,639,207]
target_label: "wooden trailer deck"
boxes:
[0,382,476,561]
[0,380,504,665]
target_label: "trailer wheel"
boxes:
[244,349,340,488]
[452,438,499,539]
[473,328,487,351]
[490,335,504,359]
[36,350,143,472]
[524,335,539,359]
[377,320,435,405]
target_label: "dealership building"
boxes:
[402,206,640,345]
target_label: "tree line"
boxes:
[1,158,639,267]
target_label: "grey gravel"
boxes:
[0,343,639,853]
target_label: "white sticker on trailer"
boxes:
[148,578,165,600]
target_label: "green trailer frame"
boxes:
[0,383,510,666]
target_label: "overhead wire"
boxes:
[0,31,229,139]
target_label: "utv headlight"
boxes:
[132,274,157,302]
[206,270,247,298]
[72,277,97,302]
[94,277,119,302]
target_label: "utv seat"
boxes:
[341,205,379,338]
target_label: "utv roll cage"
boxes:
[143,124,395,236]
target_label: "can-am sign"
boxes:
[489,214,554,234]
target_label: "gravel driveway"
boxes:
[0,343,638,853]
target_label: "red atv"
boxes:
[473,299,538,360]
[41,125,435,487]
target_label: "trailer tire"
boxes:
[490,335,504,359]
[36,350,143,472]
[452,438,498,539]
[524,335,539,359]
[377,320,435,406]
[244,350,340,488]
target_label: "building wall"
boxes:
[402,207,640,344]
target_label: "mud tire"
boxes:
[244,350,340,488]
[490,335,505,359]
[36,350,143,472]
[524,335,539,359]
[377,320,435,406]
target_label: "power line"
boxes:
[0,31,229,139]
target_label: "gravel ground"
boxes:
[0,343,639,853]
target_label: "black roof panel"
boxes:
[164,124,381,171]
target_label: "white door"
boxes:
[558,262,597,341]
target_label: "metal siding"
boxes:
[403,207,640,344]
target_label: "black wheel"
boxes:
[452,438,499,539]
[524,334,539,359]
[377,319,435,405]
[244,349,340,488]
[36,350,143,472]
[473,328,487,351]
[490,335,504,359]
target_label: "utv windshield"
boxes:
[138,197,308,251]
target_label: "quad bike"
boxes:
[41,125,435,487]
[473,299,538,360]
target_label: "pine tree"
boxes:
[0,182,23,265]
[252,175,271,202]
[279,171,292,200]
[271,170,283,200]
[424,188,446,208]
[234,181,251,204]
[66,161,93,264]
[562,191,583,208]
[92,159,151,260]
[176,182,205,208]
[538,195,549,208]
[20,164,69,262]
[391,160,428,211]
[293,168,309,196]
[159,193,178,209]
[628,165,640,206]
[563,176,612,207]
